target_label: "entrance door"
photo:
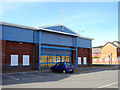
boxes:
[40,55,71,70]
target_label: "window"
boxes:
[23,55,29,66]
[53,56,56,62]
[104,58,109,62]
[99,58,102,62]
[60,63,64,66]
[93,58,97,62]
[112,58,115,61]
[57,56,60,62]
[48,56,52,62]
[62,56,66,62]
[78,57,81,65]
[66,56,71,62]
[11,55,18,66]
[83,57,87,65]
[118,57,120,62]
[56,63,60,66]
[41,56,47,62]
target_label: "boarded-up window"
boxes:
[23,55,30,66]
[11,55,18,66]
[78,57,81,65]
[83,57,87,65]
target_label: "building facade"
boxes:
[92,47,101,64]
[1,22,93,72]
[92,41,120,64]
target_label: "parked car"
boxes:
[51,62,74,74]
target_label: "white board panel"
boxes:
[83,57,87,65]
[23,55,29,66]
[78,57,81,65]
[11,55,18,66]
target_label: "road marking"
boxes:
[2,74,19,80]
[22,73,39,77]
[107,86,118,88]
[98,82,118,88]
[22,76,44,80]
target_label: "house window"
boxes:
[119,57,120,62]
[104,58,109,62]
[23,55,30,66]
[93,58,97,62]
[112,58,115,61]
[11,55,18,66]
[99,58,102,62]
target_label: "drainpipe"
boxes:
[75,37,78,68]
[39,30,41,70]
[33,30,35,70]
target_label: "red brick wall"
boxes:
[72,47,92,67]
[2,40,34,72]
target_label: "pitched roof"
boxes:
[101,41,120,50]
[0,22,93,40]
[109,42,120,48]
[39,24,94,40]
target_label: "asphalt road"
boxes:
[1,68,119,89]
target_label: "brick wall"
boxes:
[72,47,92,67]
[2,40,34,72]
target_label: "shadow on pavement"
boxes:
[2,65,119,86]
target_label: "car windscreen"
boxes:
[66,63,72,66]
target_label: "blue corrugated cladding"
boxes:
[2,25,34,43]
[2,25,92,48]
[44,25,77,35]
[41,31,75,46]
[41,48,71,56]
[77,38,92,48]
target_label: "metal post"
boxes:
[111,53,112,65]
[39,31,41,70]
[75,37,78,68]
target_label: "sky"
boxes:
[1,2,118,47]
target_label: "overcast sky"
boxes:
[1,2,118,47]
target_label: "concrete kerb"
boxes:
[2,69,51,75]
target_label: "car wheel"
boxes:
[52,69,54,72]
[70,71,74,73]
[63,70,66,74]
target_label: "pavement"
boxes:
[1,66,120,89]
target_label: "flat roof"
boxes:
[0,21,93,40]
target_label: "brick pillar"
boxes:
[89,49,92,67]
[35,43,39,70]
[2,40,6,72]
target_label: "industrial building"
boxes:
[1,22,93,72]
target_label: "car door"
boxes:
[59,63,64,72]
[54,62,60,71]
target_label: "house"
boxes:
[1,22,93,72]
[92,47,101,64]
[101,41,120,64]
[92,41,120,64]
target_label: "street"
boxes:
[1,67,119,89]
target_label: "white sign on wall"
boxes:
[23,55,30,66]
[11,55,18,66]
[78,57,81,65]
[83,57,87,65]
